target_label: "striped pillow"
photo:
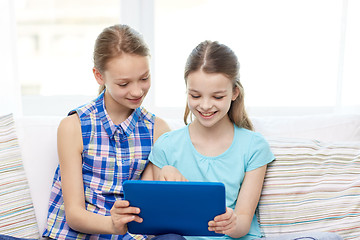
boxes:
[0,114,39,238]
[258,138,360,240]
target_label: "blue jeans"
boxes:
[0,232,342,240]
[255,231,343,240]
[0,234,185,240]
[0,235,36,240]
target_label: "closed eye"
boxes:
[214,96,224,99]
[141,73,150,81]
[190,95,200,99]
[118,83,128,87]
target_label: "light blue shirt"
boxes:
[149,124,275,240]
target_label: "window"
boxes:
[15,0,120,115]
[342,0,360,106]
[10,0,360,117]
[153,0,358,113]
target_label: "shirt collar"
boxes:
[96,90,141,139]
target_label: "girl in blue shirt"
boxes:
[146,40,274,240]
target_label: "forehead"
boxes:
[105,54,149,78]
[187,70,232,91]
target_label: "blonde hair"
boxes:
[93,24,150,94]
[183,40,253,130]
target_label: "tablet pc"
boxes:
[123,180,226,236]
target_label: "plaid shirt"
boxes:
[43,91,154,240]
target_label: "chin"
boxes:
[196,118,217,128]
[128,100,143,108]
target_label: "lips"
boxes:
[199,111,216,118]
[128,96,143,104]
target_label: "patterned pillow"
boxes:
[258,138,360,240]
[0,114,39,238]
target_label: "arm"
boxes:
[58,115,141,235]
[153,116,171,142]
[141,117,187,181]
[141,116,171,180]
[143,163,188,181]
[208,165,267,238]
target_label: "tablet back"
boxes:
[123,180,226,236]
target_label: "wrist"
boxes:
[109,215,128,235]
[228,214,251,238]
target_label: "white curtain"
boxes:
[0,0,22,116]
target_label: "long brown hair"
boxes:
[93,24,150,94]
[183,40,253,130]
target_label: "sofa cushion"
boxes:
[0,114,39,238]
[258,138,360,239]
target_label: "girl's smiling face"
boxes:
[94,53,151,116]
[186,70,239,128]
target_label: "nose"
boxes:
[129,83,144,98]
[199,98,212,111]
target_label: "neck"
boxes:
[104,91,134,125]
[190,116,233,138]
[188,116,235,157]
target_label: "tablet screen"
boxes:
[123,180,226,236]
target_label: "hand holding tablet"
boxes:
[123,180,226,236]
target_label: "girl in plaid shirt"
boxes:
[42,24,185,240]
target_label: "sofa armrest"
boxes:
[258,138,360,238]
[16,116,62,235]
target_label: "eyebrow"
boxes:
[116,70,150,81]
[188,88,227,94]
[140,70,150,77]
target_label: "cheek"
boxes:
[224,100,234,114]
[222,98,233,110]
[187,97,193,106]
[187,99,197,111]
[108,86,127,98]
[112,91,126,100]
[142,81,151,92]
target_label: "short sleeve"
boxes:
[148,132,170,168]
[246,132,275,172]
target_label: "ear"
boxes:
[93,67,105,86]
[232,86,240,101]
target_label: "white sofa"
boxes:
[1,113,360,239]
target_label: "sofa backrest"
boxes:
[13,113,360,236]
[251,113,360,142]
